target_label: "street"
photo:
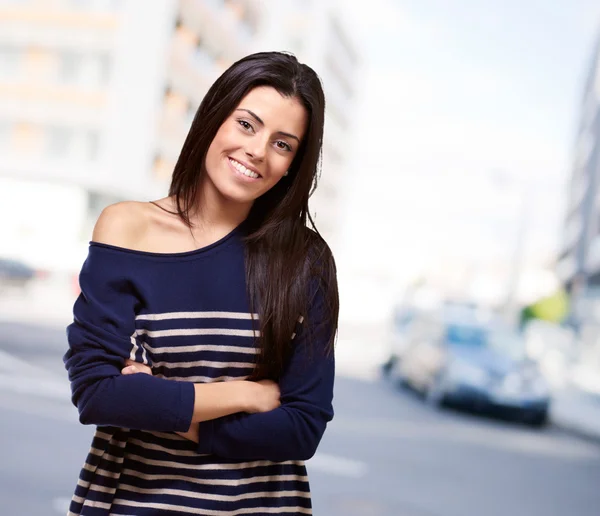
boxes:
[1,321,600,516]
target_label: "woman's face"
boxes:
[203,86,308,207]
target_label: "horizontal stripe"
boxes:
[113,499,312,515]
[118,483,310,502]
[155,374,245,383]
[144,343,259,355]
[137,328,259,338]
[128,438,201,457]
[152,359,255,370]
[136,311,259,321]
[78,480,116,495]
[81,499,112,510]
[125,453,297,472]
[122,468,309,487]
[88,467,120,480]
[95,430,114,441]
[143,431,190,442]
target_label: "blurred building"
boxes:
[254,1,360,248]
[0,0,357,272]
[557,32,600,308]
[0,0,260,270]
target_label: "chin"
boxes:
[216,183,260,205]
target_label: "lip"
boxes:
[228,157,262,178]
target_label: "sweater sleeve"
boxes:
[63,245,195,431]
[195,282,335,461]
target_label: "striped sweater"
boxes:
[63,223,335,515]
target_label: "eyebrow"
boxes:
[235,108,300,143]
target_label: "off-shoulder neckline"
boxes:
[89,219,246,259]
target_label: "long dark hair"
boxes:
[169,51,338,379]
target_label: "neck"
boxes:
[188,181,252,232]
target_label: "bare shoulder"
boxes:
[92,201,151,248]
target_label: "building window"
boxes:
[47,127,73,158]
[46,127,99,161]
[14,123,43,154]
[0,122,10,150]
[58,52,110,87]
[69,0,122,10]
[0,46,21,78]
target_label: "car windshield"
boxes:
[445,324,487,347]
[445,324,526,360]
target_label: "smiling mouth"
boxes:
[228,158,261,179]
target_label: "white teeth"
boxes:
[230,158,259,179]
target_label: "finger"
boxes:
[121,365,138,374]
[124,359,137,367]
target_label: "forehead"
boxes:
[236,86,308,138]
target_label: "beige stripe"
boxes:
[80,464,122,480]
[93,467,121,479]
[136,311,259,321]
[119,483,310,502]
[128,438,200,457]
[113,499,312,515]
[144,343,259,355]
[72,494,85,504]
[78,480,117,495]
[89,447,104,457]
[152,359,255,370]
[90,430,127,448]
[122,468,309,487]
[125,452,298,471]
[141,340,149,365]
[94,430,113,441]
[155,374,246,383]
[82,499,112,510]
[67,511,79,516]
[137,328,259,338]
[104,453,124,464]
[142,430,190,441]
[129,333,138,361]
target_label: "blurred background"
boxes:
[2,0,600,514]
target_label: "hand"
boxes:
[245,379,281,413]
[121,359,153,375]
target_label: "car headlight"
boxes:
[448,359,489,385]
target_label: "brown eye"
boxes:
[238,120,253,132]
[275,140,292,152]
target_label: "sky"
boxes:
[332,0,600,316]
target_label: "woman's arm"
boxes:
[190,284,335,462]
[121,361,280,437]
[64,206,279,432]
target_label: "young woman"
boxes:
[63,51,339,515]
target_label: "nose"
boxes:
[244,139,267,162]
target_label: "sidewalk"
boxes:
[550,383,600,443]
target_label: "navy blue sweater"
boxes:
[63,223,335,515]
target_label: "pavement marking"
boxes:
[307,452,368,478]
[328,416,600,460]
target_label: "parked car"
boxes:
[391,310,551,426]
[381,305,418,376]
[0,257,36,289]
